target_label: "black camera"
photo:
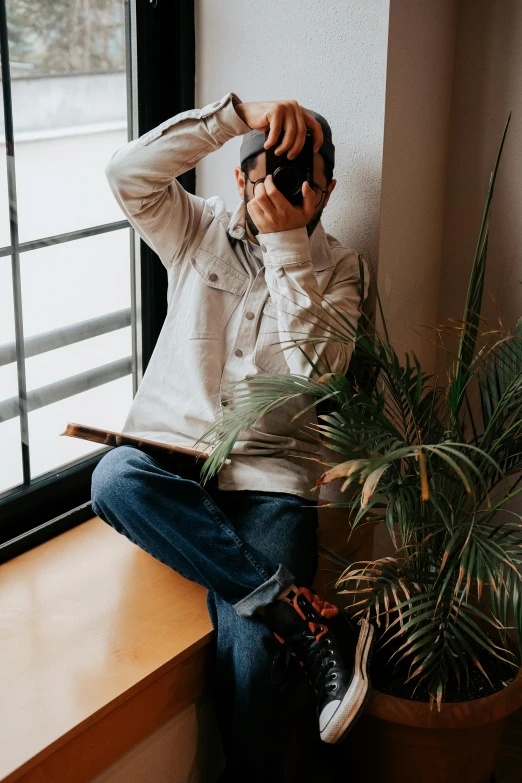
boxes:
[265,129,314,206]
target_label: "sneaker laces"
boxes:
[271,589,340,701]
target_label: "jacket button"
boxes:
[260,244,267,253]
[245,311,255,320]
[234,349,243,357]
[209,273,218,282]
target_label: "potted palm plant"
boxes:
[196,117,522,783]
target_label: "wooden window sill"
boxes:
[0,517,213,783]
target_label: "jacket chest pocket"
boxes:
[254,299,290,374]
[174,250,249,339]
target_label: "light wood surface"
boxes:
[8,648,211,783]
[0,517,213,782]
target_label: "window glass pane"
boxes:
[0,257,18,400]
[0,258,23,493]
[0,362,18,405]
[28,376,133,478]
[25,328,131,392]
[21,229,131,337]
[0,418,23,494]
[20,229,132,477]
[7,0,128,242]
[0,255,15,344]
[0,87,10,248]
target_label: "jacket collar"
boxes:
[226,200,334,272]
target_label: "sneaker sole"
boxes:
[319,618,375,744]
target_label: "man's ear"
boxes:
[235,166,246,198]
[323,178,336,209]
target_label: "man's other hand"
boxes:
[234,100,323,160]
[246,174,315,235]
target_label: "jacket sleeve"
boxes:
[259,227,369,377]
[104,92,251,269]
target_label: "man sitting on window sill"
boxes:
[92,93,371,782]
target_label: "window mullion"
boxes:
[0,0,30,484]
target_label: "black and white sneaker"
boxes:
[264,586,374,744]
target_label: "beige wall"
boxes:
[436,0,522,522]
[377,0,458,373]
[379,0,522,374]
[439,0,522,350]
[374,0,522,552]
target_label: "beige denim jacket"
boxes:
[105,92,369,500]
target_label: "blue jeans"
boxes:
[91,446,319,780]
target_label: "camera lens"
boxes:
[273,166,303,198]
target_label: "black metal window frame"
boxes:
[0,0,195,563]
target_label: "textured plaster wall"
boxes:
[195,0,390,263]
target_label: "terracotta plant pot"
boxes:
[342,670,522,783]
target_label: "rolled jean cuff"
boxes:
[232,564,296,617]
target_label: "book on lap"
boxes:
[61,422,226,486]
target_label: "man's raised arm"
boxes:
[104,92,250,269]
[262,230,369,377]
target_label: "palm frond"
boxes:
[447,114,511,420]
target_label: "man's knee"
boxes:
[91,446,147,514]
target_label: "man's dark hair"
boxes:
[241,153,334,185]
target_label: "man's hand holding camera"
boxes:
[246,174,316,234]
[235,99,325,235]
[235,99,323,158]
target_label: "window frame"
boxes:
[0,0,196,563]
